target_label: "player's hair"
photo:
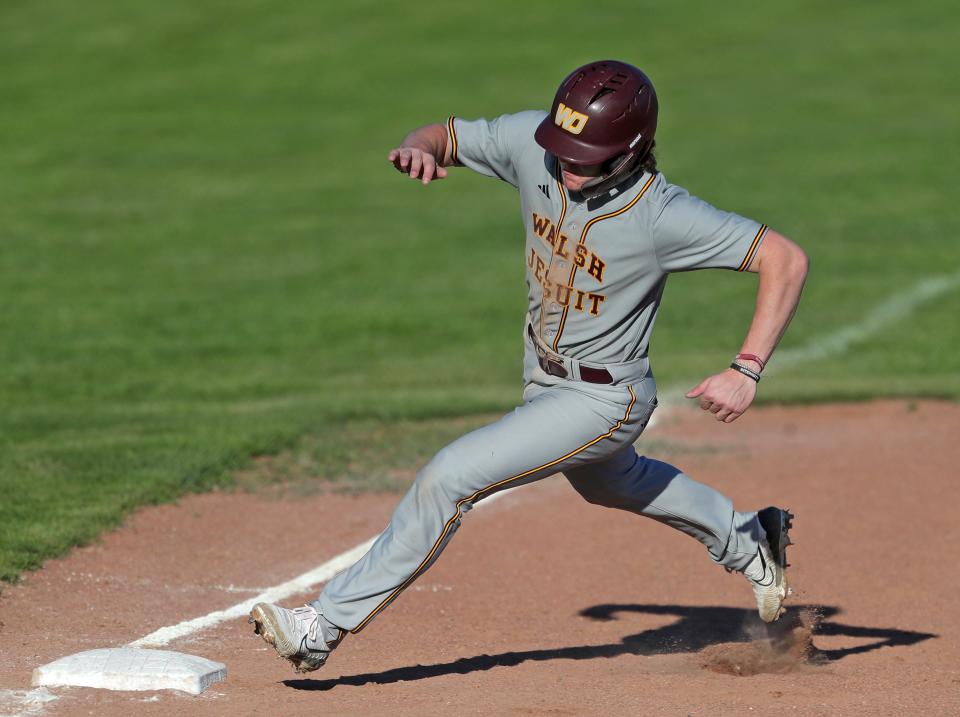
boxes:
[640,141,658,174]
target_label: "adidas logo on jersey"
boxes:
[537,183,550,198]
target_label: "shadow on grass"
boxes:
[283,603,936,691]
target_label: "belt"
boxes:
[527,324,613,384]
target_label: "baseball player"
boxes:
[250,60,808,673]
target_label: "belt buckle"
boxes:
[539,354,568,378]
[530,325,568,378]
[547,357,568,378]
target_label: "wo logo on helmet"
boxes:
[554,103,589,135]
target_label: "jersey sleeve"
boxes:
[447,112,541,188]
[650,181,767,272]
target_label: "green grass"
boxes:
[234,414,501,496]
[234,413,736,498]
[1,0,958,579]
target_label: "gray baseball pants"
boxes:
[314,351,763,633]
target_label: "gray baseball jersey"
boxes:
[314,112,768,634]
[447,110,767,366]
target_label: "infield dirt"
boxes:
[1,401,957,716]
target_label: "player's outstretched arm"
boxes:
[387,123,453,185]
[686,230,809,423]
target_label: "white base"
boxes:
[32,648,226,696]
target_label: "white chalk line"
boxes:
[657,268,960,403]
[129,489,510,648]
[769,269,960,373]
[0,687,58,717]
[130,269,960,649]
[127,537,375,648]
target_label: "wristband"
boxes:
[735,352,766,371]
[729,362,761,382]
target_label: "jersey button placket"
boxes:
[550,216,580,347]
[540,188,574,344]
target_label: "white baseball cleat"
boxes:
[249,602,345,673]
[745,507,794,622]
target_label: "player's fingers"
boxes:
[436,166,448,178]
[699,398,712,411]
[409,152,422,179]
[397,148,411,170]
[716,407,734,421]
[708,402,723,414]
[421,155,436,184]
[722,411,741,423]
[388,149,399,162]
[686,381,707,398]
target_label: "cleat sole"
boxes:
[248,603,331,674]
[754,506,795,623]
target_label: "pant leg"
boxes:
[315,379,654,633]
[563,447,762,571]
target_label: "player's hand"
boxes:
[685,369,758,423]
[387,147,448,185]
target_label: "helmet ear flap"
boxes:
[603,152,633,176]
[579,150,647,199]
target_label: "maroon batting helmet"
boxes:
[535,60,658,196]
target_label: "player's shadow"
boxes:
[283,603,936,691]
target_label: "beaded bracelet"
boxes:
[729,362,761,382]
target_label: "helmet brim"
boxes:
[534,117,617,165]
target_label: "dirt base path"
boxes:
[2,401,959,716]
